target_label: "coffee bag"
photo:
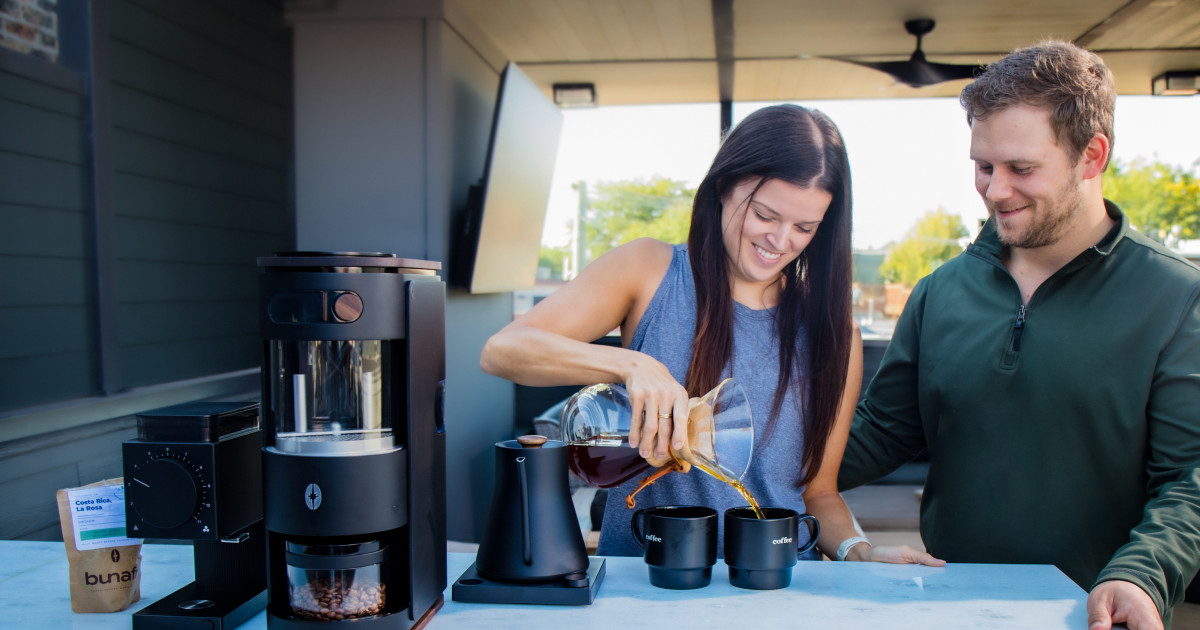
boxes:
[56,477,143,613]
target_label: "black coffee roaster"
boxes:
[122,401,268,629]
[258,252,446,629]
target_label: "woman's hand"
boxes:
[847,542,946,567]
[623,358,690,466]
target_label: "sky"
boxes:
[541,95,1200,251]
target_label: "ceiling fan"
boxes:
[832,19,984,88]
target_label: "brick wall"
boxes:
[0,0,58,63]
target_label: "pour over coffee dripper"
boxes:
[561,378,754,509]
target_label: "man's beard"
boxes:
[989,177,1085,250]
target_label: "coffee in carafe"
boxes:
[566,434,650,488]
[561,379,764,516]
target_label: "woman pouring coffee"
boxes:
[481,104,943,566]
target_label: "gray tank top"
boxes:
[596,244,813,557]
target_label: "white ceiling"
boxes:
[447,0,1200,104]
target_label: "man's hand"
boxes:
[1087,580,1162,630]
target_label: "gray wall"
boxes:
[288,7,519,543]
[291,18,426,255]
[439,21,522,546]
[1,0,290,413]
[107,0,291,388]
[1,50,95,410]
[0,0,291,540]
[0,0,523,544]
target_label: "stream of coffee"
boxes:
[567,436,765,518]
[696,462,765,519]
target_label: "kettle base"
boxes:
[451,558,605,605]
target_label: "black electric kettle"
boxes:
[474,435,589,583]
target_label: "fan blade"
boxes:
[833,58,982,88]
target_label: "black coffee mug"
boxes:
[631,505,718,589]
[724,506,819,590]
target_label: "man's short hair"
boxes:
[960,40,1116,168]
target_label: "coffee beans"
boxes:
[290,575,386,620]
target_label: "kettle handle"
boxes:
[630,509,647,550]
[517,456,532,565]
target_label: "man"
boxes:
[838,40,1200,630]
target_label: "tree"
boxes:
[538,245,570,280]
[879,207,968,287]
[1102,158,1200,243]
[583,176,695,261]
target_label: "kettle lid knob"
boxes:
[516,435,548,448]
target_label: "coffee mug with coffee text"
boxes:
[631,505,718,589]
[724,506,819,590]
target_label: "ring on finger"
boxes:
[657,413,670,419]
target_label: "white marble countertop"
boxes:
[0,540,1092,629]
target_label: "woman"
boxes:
[481,104,941,565]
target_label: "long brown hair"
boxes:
[685,104,853,489]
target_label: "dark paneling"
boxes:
[0,306,93,360]
[118,300,256,346]
[0,351,96,410]
[116,216,286,263]
[0,41,85,93]
[106,0,291,390]
[0,415,137,540]
[1,256,90,305]
[0,64,93,410]
[113,131,287,200]
[121,334,259,389]
[0,71,86,116]
[114,173,287,232]
[0,462,83,540]
[0,98,88,163]
[111,85,288,167]
[112,0,288,104]
[107,41,288,137]
[115,260,258,302]
[125,0,289,73]
[0,0,289,541]
[0,204,88,257]
[115,259,263,386]
[0,144,88,211]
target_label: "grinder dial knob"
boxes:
[128,457,200,529]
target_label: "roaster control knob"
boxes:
[127,458,200,530]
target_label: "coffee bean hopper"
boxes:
[258,252,446,629]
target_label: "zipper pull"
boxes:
[1011,304,1027,352]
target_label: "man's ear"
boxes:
[1080,133,1110,180]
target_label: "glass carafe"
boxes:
[561,378,757,512]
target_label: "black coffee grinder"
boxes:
[122,401,267,629]
[257,252,446,629]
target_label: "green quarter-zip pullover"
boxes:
[840,201,1200,624]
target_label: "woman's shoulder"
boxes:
[616,237,677,259]
[591,238,677,278]
[587,239,680,342]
